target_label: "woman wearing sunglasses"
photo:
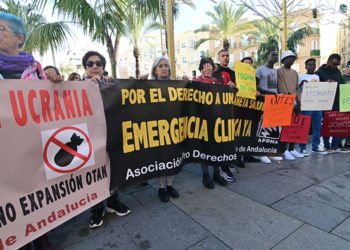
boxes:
[81,51,131,229]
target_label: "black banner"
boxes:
[101,80,281,189]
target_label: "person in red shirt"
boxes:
[193,57,228,188]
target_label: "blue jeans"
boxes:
[299,111,322,151]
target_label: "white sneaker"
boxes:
[270,156,283,161]
[260,156,271,164]
[289,150,304,158]
[283,150,296,160]
[300,149,309,156]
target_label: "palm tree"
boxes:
[1,0,72,62]
[132,0,195,53]
[122,6,158,78]
[33,0,125,78]
[250,16,313,64]
[194,1,252,50]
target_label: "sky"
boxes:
[31,0,342,70]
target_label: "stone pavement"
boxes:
[50,152,350,250]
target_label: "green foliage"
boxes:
[194,1,251,50]
[250,17,312,65]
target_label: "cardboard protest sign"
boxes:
[281,114,311,144]
[301,82,337,111]
[321,111,350,137]
[262,94,295,128]
[235,62,257,99]
[340,84,350,112]
[0,80,110,249]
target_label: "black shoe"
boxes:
[244,156,261,162]
[90,207,105,229]
[106,199,131,216]
[213,171,227,186]
[166,185,179,198]
[202,173,214,189]
[236,159,245,168]
[220,167,236,182]
[229,164,239,173]
[158,188,169,202]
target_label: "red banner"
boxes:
[281,115,311,144]
[321,111,350,137]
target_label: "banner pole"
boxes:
[166,0,176,79]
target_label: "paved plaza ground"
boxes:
[50,152,350,250]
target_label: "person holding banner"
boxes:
[0,11,65,250]
[277,50,305,160]
[212,49,240,180]
[150,56,181,202]
[299,58,327,155]
[315,54,347,153]
[255,51,284,164]
[194,57,229,188]
[81,51,131,229]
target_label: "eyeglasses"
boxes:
[86,61,103,67]
[0,24,15,33]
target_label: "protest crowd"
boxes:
[1,11,350,250]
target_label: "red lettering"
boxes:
[73,90,81,117]
[9,90,27,126]
[63,90,76,119]
[6,236,16,246]
[82,90,93,116]
[39,90,53,122]
[28,90,40,124]
[25,223,37,237]
[0,235,17,250]
[79,198,86,206]
[53,91,66,120]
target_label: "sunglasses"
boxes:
[86,61,103,67]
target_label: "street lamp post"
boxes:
[282,0,287,51]
[166,0,176,79]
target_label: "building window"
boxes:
[182,41,186,48]
[189,39,196,48]
[311,40,318,50]
[182,56,187,63]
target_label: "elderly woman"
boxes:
[81,51,131,229]
[0,11,60,250]
[149,57,180,202]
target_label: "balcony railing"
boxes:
[310,49,320,56]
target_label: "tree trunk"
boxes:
[133,46,140,78]
[160,0,168,53]
[106,35,117,78]
[114,34,121,78]
[223,38,230,50]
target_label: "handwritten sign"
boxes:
[321,111,350,137]
[340,84,350,112]
[301,82,337,111]
[235,62,257,100]
[281,114,311,143]
[263,94,295,128]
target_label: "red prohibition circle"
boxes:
[43,126,92,174]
